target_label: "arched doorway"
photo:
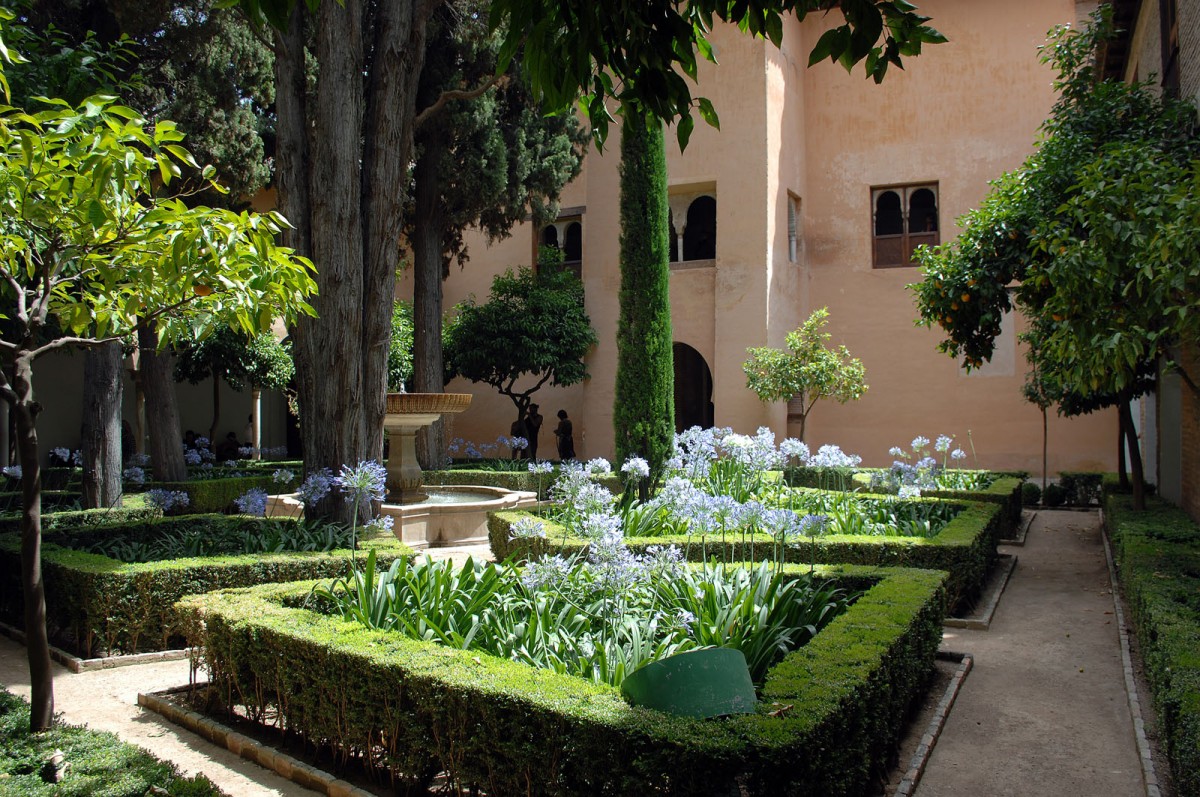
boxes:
[673,342,714,433]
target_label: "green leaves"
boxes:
[742,308,868,435]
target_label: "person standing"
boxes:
[553,409,575,460]
[525,404,544,460]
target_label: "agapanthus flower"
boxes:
[527,460,554,475]
[889,446,905,458]
[145,489,190,513]
[367,515,396,534]
[272,469,296,484]
[238,446,255,458]
[935,435,953,453]
[521,554,573,591]
[509,436,528,451]
[898,485,922,499]
[586,457,613,475]
[298,468,335,506]
[234,488,269,516]
[911,436,930,451]
[780,438,811,463]
[184,449,202,466]
[2,465,21,479]
[951,448,967,461]
[335,460,388,504]
[51,447,71,463]
[509,517,547,540]
[620,456,650,479]
[71,450,82,466]
[122,466,146,486]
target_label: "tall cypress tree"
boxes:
[614,105,674,487]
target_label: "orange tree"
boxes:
[0,20,315,729]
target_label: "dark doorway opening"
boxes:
[673,342,714,433]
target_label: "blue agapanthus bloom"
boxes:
[334,460,388,504]
[145,489,190,513]
[122,466,146,486]
[235,487,269,516]
[620,456,650,479]
[297,468,335,506]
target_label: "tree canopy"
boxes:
[444,265,597,418]
[743,308,868,442]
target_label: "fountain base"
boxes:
[266,484,537,549]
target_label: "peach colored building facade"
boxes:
[401,0,1119,476]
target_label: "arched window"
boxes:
[563,221,582,264]
[541,225,559,249]
[668,210,679,262]
[683,195,717,261]
[872,183,939,268]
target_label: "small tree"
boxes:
[743,308,868,442]
[444,266,597,435]
[0,48,314,730]
[387,300,415,392]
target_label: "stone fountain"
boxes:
[378,392,537,549]
[266,392,537,549]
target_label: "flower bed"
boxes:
[0,522,413,657]
[492,497,1002,612]
[1104,492,1200,796]
[178,562,947,796]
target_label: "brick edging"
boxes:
[892,650,974,797]
[0,620,191,673]
[138,686,373,797]
[944,553,1017,630]
[1099,517,1163,797]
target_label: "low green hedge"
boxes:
[0,531,414,658]
[147,473,296,514]
[179,562,947,796]
[1104,493,1200,796]
[0,489,83,512]
[785,469,1025,538]
[491,497,1002,612]
[0,688,227,796]
[0,505,161,535]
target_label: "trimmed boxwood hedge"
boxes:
[0,505,161,535]
[785,469,1026,539]
[178,562,947,796]
[490,497,1002,612]
[147,473,296,514]
[0,529,414,658]
[1104,493,1200,796]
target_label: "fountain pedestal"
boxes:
[384,393,472,503]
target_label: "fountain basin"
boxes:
[265,485,537,549]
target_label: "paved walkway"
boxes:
[0,515,1156,796]
[918,509,1146,796]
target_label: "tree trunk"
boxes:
[1119,393,1145,510]
[251,388,262,460]
[1041,406,1048,493]
[1117,408,1129,489]
[614,106,675,479]
[413,131,446,470]
[278,0,432,522]
[208,364,220,444]
[138,323,187,481]
[80,342,123,509]
[10,354,53,731]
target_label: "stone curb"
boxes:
[138,686,374,797]
[892,650,974,797]
[0,620,191,673]
[998,509,1035,546]
[1099,517,1162,797]
[944,553,1017,631]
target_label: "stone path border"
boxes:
[893,651,974,797]
[998,510,1035,546]
[0,620,190,673]
[1099,515,1162,797]
[139,685,372,797]
[944,553,1017,630]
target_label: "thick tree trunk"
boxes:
[413,132,446,470]
[80,342,123,509]
[138,324,187,481]
[278,0,432,521]
[11,355,53,731]
[1119,394,1145,510]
